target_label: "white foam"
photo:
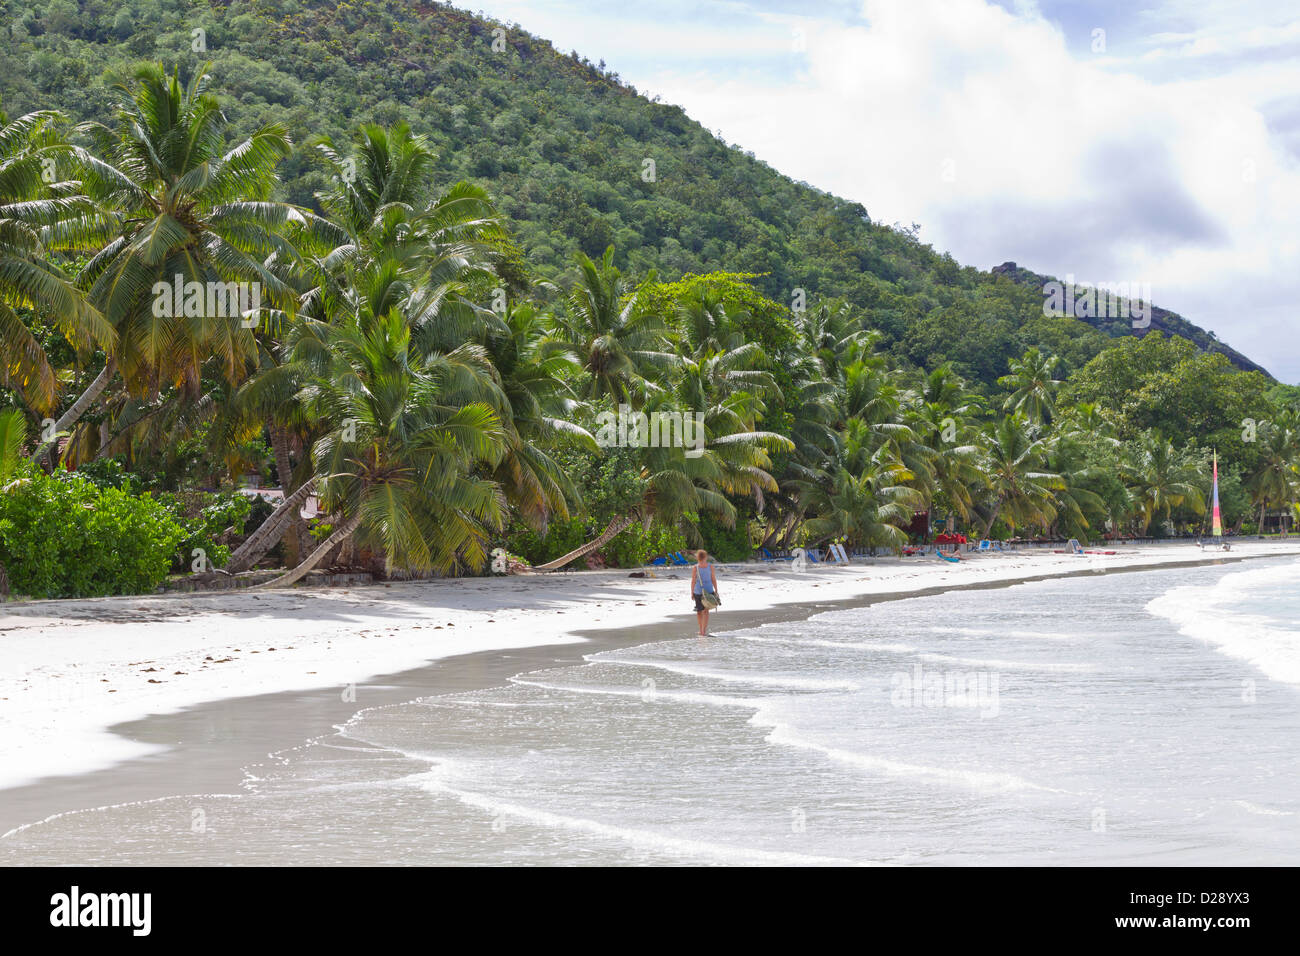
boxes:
[915,652,1095,673]
[416,772,877,866]
[759,722,1061,794]
[1147,560,1300,685]
[1233,800,1295,817]
[595,657,859,691]
[507,676,760,710]
[926,626,1080,641]
[732,633,918,654]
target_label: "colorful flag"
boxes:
[1212,450,1223,539]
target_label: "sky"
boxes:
[471,0,1300,383]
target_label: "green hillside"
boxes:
[0,0,1268,386]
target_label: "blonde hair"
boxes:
[696,549,708,561]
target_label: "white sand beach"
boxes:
[4,539,1299,795]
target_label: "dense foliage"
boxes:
[0,463,188,597]
[0,22,1297,599]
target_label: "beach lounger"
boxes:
[648,556,668,566]
[977,539,991,552]
[669,551,690,565]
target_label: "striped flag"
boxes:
[1212,450,1223,539]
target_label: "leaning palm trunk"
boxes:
[226,479,317,572]
[30,360,116,465]
[981,500,1003,540]
[531,514,637,571]
[268,424,303,568]
[253,513,363,590]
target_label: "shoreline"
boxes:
[3,541,1300,836]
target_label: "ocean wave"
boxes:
[1146,560,1300,685]
[416,771,876,866]
[593,657,859,690]
[756,721,1063,794]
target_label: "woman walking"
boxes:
[690,549,721,636]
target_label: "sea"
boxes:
[3,556,1298,865]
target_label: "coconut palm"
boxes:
[1246,418,1300,536]
[33,62,304,464]
[482,300,595,531]
[229,122,514,571]
[544,247,677,406]
[0,109,112,416]
[255,299,509,588]
[1121,431,1207,534]
[793,420,922,551]
[977,414,1065,538]
[998,347,1063,424]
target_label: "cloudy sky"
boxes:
[475,0,1300,382]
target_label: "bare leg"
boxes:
[697,609,706,635]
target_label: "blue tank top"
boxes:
[693,564,714,594]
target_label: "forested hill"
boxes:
[991,262,1268,377]
[0,0,1270,384]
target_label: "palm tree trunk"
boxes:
[1259,499,1267,537]
[981,500,1003,540]
[226,479,317,572]
[253,513,362,590]
[30,359,116,465]
[268,424,302,568]
[531,514,636,571]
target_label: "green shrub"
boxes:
[502,516,587,566]
[152,490,252,572]
[602,520,687,568]
[0,465,188,598]
[694,511,752,562]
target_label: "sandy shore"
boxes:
[3,539,1299,828]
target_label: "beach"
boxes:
[3,540,1300,863]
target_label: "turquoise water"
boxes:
[4,558,1298,865]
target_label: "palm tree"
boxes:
[998,347,1063,424]
[33,62,303,464]
[792,417,923,550]
[1246,418,1299,536]
[483,300,595,532]
[1121,431,1206,535]
[228,122,513,572]
[0,109,113,416]
[256,304,509,589]
[978,414,1065,538]
[544,247,677,406]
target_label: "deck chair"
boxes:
[833,543,850,562]
[977,539,992,552]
